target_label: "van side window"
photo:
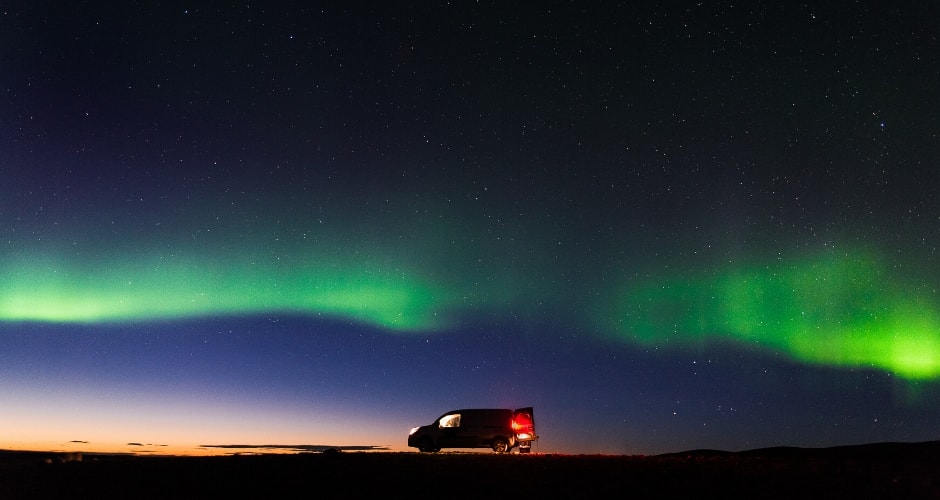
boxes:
[439,414,461,428]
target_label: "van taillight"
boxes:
[512,418,532,431]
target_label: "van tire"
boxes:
[491,437,509,453]
[418,438,439,453]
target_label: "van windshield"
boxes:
[439,414,461,428]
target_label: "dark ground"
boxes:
[1,442,938,499]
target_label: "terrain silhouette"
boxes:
[1,441,937,498]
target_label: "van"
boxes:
[408,407,537,453]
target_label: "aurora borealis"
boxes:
[1,2,938,455]
[0,249,450,330]
[4,244,939,380]
[611,250,940,379]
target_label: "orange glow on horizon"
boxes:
[0,440,405,457]
[1,399,408,457]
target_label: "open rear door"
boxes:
[512,407,536,453]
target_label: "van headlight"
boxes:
[409,427,420,435]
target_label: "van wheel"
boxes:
[491,437,509,453]
[418,438,438,453]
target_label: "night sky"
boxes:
[1,2,938,455]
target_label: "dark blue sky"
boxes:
[1,2,938,454]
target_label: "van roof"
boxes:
[441,408,533,415]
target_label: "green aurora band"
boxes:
[608,251,940,380]
[2,245,938,380]
[0,252,454,331]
